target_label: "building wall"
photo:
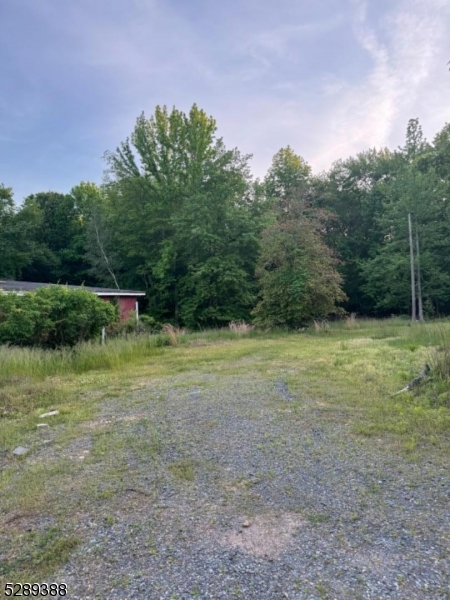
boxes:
[118,296,137,321]
[98,296,137,321]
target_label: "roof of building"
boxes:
[0,280,146,296]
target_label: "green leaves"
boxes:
[0,287,117,347]
[254,218,346,327]
[254,149,346,328]
[103,104,259,327]
[0,184,35,279]
[19,191,91,285]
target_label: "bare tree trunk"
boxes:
[415,223,424,322]
[408,213,417,322]
[93,213,120,290]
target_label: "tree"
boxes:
[314,148,399,314]
[71,182,121,289]
[264,146,311,210]
[254,149,346,328]
[0,184,37,279]
[362,121,450,315]
[19,191,91,284]
[104,104,261,326]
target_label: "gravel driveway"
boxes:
[51,369,449,600]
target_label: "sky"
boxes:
[1,0,449,203]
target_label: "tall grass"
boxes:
[2,317,450,381]
[228,321,255,335]
[161,323,186,346]
[0,327,264,381]
[0,335,166,380]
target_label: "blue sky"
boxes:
[1,0,449,203]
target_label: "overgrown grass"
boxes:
[0,327,270,380]
[0,335,166,379]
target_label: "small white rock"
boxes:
[39,410,59,418]
[13,446,28,456]
[37,423,49,428]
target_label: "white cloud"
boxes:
[243,18,344,69]
[308,0,450,169]
[3,0,450,201]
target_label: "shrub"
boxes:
[0,286,118,347]
[107,312,159,337]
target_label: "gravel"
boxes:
[49,371,449,599]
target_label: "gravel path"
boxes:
[51,370,448,599]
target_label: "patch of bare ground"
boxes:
[221,512,305,559]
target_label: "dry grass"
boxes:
[313,319,330,333]
[345,312,360,329]
[161,323,186,346]
[228,321,255,335]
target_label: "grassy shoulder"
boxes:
[1,318,449,584]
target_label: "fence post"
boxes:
[101,327,106,345]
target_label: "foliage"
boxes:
[254,215,346,327]
[20,191,91,285]
[0,184,38,279]
[254,148,346,328]
[102,104,261,327]
[361,122,450,315]
[314,148,398,313]
[264,146,311,209]
[73,182,122,288]
[315,119,450,317]
[4,109,450,325]
[0,286,117,347]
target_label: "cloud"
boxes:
[243,18,344,70]
[308,0,450,170]
[2,0,449,202]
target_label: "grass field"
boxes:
[1,317,449,591]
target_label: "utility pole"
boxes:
[415,224,424,322]
[408,213,417,322]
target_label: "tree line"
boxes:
[2,104,450,328]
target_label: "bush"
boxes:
[0,286,118,347]
[107,312,159,337]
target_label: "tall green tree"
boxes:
[362,120,450,315]
[0,184,37,279]
[19,191,90,284]
[104,104,261,326]
[254,149,346,328]
[71,182,121,288]
[315,148,399,313]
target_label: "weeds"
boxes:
[313,320,330,333]
[345,312,359,329]
[168,459,195,481]
[0,526,79,585]
[228,321,255,335]
[161,323,186,346]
